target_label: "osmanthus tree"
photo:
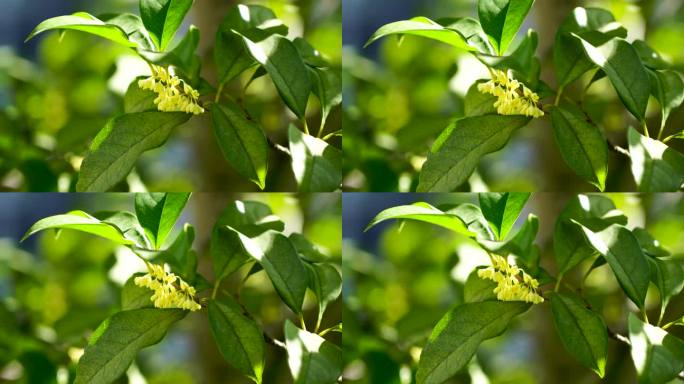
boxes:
[367,0,684,192]
[26,0,342,192]
[20,193,342,383]
[363,193,684,383]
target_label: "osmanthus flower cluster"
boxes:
[134,262,201,311]
[138,65,204,115]
[478,254,544,304]
[478,69,544,118]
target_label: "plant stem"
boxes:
[302,118,310,135]
[214,82,225,104]
[607,327,631,346]
[642,309,650,324]
[211,276,224,300]
[554,273,564,292]
[322,129,342,142]
[642,120,650,138]
[554,85,565,106]
[299,315,307,331]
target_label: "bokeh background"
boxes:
[0,193,342,383]
[342,0,684,192]
[0,0,341,192]
[343,193,684,383]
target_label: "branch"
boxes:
[607,327,631,346]
[607,139,630,158]
[268,137,291,156]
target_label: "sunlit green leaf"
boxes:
[479,192,530,240]
[26,13,136,47]
[135,193,190,249]
[365,17,473,51]
[289,125,342,192]
[628,314,684,384]
[366,202,473,236]
[22,210,134,245]
[478,0,534,55]
[628,127,684,192]
[139,0,193,51]
[284,320,342,384]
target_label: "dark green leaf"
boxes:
[478,29,540,85]
[550,104,608,191]
[416,301,529,384]
[211,102,269,189]
[550,292,607,378]
[94,211,149,248]
[75,309,185,384]
[477,0,534,55]
[26,12,136,47]
[293,38,329,67]
[417,115,530,192]
[139,0,193,51]
[211,201,284,281]
[576,223,650,309]
[445,203,495,240]
[135,193,190,249]
[289,125,342,192]
[463,269,497,303]
[553,194,627,274]
[284,320,342,384]
[208,298,265,383]
[124,78,158,113]
[121,274,153,310]
[305,263,342,328]
[239,34,311,118]
[152,223,197,281]
[574,36,650,121]
[464,81,497,117]
[365,17,474,51]
[229,229,307,313]
[478,192,530,240]
[648,258,684,320]
[290,233,331,262]
[553,7,626,87]
[309,67,342,129]
[214,4,287,84]
[366,202,473,236]
[22,210,134,245]
[628,314,684,384]
[628,127,684,192]
[138,25,201,82]
[633,40,670,70]
[648,69,684,130]
[479,214,539,268]
[77,112,191,192]
[633,228,670,257]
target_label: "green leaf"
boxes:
[553,194,627,274]
[214,4,287,84]
[549,292,608,378]
[308,67,342,129]
[648,258,684,320]
[284,320,342,384]
[477,0,535,55]
[124,78,158,113]
[289,125,342,192]
[135,193,190,249]
[26,12,137,47]
[77,111,191,192]
[305,263,342,328]
[574,36,650,121]
[365,17,474,51]
[633,228,670,258]
[102,13,155,50]
[22,210,134,245]
[152,223,197,281]
[239,34,311,118]
[477,29,540,85]
[417,115,530,192]
[121,274,153,310]
[550,104,608,191]
[138,25,201,82]
[576,223,650,309]
[416,301,529,384]
[478,192,530,240]
[446,203,495,240]
[648,69,684,130]
[479,214,539,268]
[289,233,331,262]
[208,298,265,384]
[139,0,193,51]
[75,308,185,384]
[633,40,670,70]
[94,210,149,248]
[464,81,498,117]
[211,102,269,189]
[366,202,473,236]
[229,229,307,313]
[211,201,284,281]
[628,314,684,384]
[628,127,684,192]
[463,269,497,303]
[553,7,626,87]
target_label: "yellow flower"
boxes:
[134,263,201,311]
[477,69,544,118]
[478,255,544,304]
[138,65,204,115]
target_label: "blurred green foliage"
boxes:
[343,193,684,383]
